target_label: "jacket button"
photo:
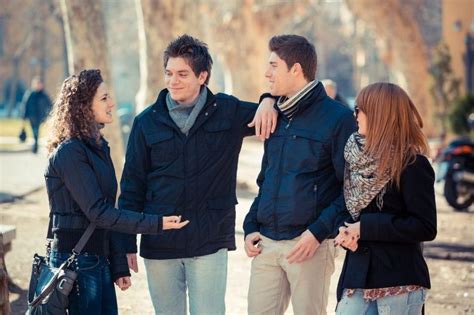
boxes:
[293,135,297,139]
[213,103,217,107]
[205,112,208,116]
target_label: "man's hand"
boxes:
[163,215,190,230]
[244,232,262,257]
[286,230,320,264]
[334,222,360,252]
[115,276,132,291]
[248,97,277,141]
[127,253,138,273]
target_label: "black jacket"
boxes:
[45,137,163,280]
[337,155,437,300]
[23,90,52,125]
[118,88,257,259]
[244,83,357,242]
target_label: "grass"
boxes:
[0,118,47,138]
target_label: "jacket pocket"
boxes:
[205,196,238,242]
[203,120,232,151]
[145,130,177,165]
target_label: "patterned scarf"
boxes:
[277,80,318,119]
[343,132,391,220]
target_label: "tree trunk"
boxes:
[346,0,436,136]
[60,0,124,180]
[0,234,10,315]
[135,0,198,113]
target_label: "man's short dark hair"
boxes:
[269,35,317,81]
[164,34,213,85]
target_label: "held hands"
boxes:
[334,222,360,252]
[115,276,132,291]
[244,232,262,257]
[286,230,320,264]
[248,97,278,141]
[163,215,189,230]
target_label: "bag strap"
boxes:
[72,222,96,255]
[63,222,96,267]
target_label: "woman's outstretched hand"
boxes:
[163,215,189,230]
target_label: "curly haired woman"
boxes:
[44,69,188,314]
[334,82,437,315]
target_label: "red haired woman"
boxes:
[335,82,437,315]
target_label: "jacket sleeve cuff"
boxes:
[243,223,259,238]
[109,254,131,282]
[157,215,164,234]
[258,93,278,104]
[308,221,332,243]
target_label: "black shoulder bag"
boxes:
[26,221,96,315]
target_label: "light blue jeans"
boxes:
[336,288,426,315]
[144,248,228,315]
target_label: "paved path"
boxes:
[0,137,48,202]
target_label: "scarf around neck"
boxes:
[277,80,318,119]
[166,86,208,135]
[343,132,391,220]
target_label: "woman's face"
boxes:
[355,105,367,136]
[91,82,115,124]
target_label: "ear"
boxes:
[291,63,303,77]
[198,71,208,85]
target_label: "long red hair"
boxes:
[356,82,429,188]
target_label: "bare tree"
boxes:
[135,0,200,113]
[346,0,437,135]
[60,0,124,179]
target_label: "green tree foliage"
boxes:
[449,94,474,136]
[429,42,461,139]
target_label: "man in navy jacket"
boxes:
[118,35,276,315]
[243,34,356,315]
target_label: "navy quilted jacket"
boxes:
[45,137,163,280]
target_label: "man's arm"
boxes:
[287,112,356,264]
[118,117,151,254]
[243,142,269,257]
[236,94,278,140]
[307,112,356,241]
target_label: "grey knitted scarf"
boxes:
[166,87,208,135]
[343,132,391,220]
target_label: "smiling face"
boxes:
[265,52,295,97]
[165,57,208,105]
[91,82,114,124]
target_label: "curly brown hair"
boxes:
[46,69,104,154]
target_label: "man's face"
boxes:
[165,57,207,105]
[264,52,294,97]
[33,80,43,91]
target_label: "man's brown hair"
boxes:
[269,35,317,81]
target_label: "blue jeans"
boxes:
[336,289,426,315]
[144,248,228,315]
[49,251,118,315]
[30,122,39,153]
